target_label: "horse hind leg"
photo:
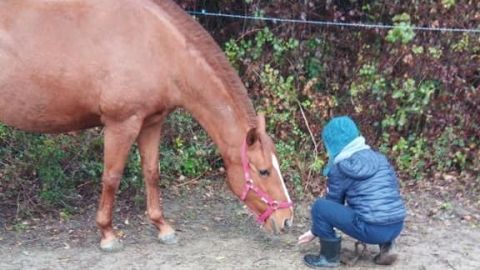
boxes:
[96,116,143,252]
[137,120,176,244]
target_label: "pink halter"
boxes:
[239,139,293,224]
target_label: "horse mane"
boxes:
[151,0,257,127]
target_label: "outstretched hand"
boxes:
[297,230,316,245]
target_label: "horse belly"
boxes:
[0,78,102,133]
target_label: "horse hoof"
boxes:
[158,233,177,245]
[100,238,124,252]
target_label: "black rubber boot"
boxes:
[374,242,398,265]
[304,237,341,268]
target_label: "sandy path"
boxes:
[1,185,479,270]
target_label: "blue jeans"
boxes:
[311,199,403,244]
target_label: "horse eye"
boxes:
[259,169,270,177]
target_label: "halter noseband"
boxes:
[240,139,293,224]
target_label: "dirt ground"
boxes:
[1,180,479,270]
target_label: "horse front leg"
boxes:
[96,116,143,252]
[137,120,177,244]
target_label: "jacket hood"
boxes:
[322,116,360,160]
[337,149,380,180]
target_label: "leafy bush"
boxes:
[161,110,218,179]
[186,0,480,191]
[386,13,416,44]
[0,126,104,214]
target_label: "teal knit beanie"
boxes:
[322,116,360,160]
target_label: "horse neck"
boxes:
[178,76,255,164]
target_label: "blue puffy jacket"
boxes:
[326,149,406,225]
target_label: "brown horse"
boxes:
[0,0,293,251]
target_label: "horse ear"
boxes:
[246,127,258,146]
[256,112,266,133]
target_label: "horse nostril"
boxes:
[284,218,293,229]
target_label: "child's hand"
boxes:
[297,230,316,244]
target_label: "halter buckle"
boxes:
[270,200,279,209]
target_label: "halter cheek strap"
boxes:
[240,139,293,224]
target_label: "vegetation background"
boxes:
[1,0,479,221]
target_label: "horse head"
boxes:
[228,114,294,234]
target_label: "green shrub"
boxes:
[386,13,415,44]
